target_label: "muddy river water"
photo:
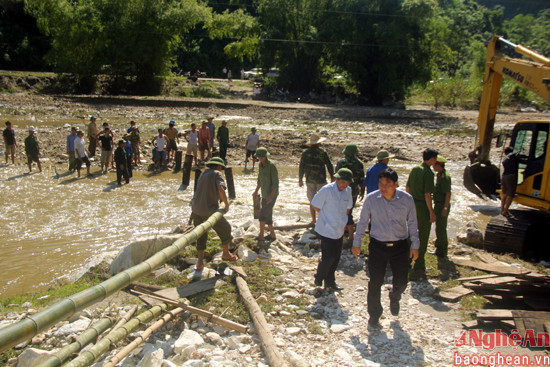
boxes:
[0,157,500,298]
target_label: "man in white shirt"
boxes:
[152,128,168,169]
[184,123,199,166]
[74,131,91,177]
[311,168,353,291]
[245,127,260,170]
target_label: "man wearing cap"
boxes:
[253,148,278,241]
[299,133,335,225]
[245,127,259,169]
[114,139,130,185]
[336,144,365,240]
[216,120,229,162]
[87,116,98,158]
[74,130,91,177]
[192,157,236,271]
[432,156,451,257]
[3,121,16,165]
[129,125,141,165]
[206,117,216,151]
[164,120,179,163]
[24,126,41,173]
[353,168,419,328]
[97,126,114,174]
[198,121,211,163]
[312,168,353,290]
[365,150,395,194]
[406,148,438,279]
[127,120,140,134]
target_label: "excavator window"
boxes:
[511,123,549,185]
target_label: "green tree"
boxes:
[27,0,211,91]
[323,0,444,104]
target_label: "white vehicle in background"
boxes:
[243,67,279,79]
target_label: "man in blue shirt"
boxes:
[66,126,78,172]
[364,149,394,194]
[353,168,419,328]
[311,168,353,291]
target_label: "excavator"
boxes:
[463,36,550,259]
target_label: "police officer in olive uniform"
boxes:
[336,144,365,240]
[299,134,335,224]
[406,148,438,279]
[433,155,451,257]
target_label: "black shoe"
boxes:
[314,278,323,287]
[368,317,381,329]
[390,299,400,316]
[325,283,344,291]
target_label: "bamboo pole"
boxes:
[102,307,185,367]
[110,305,138,332]
[130,290,248,334]
[0,206,226,353]
[236,276,288,367]
[37,318,113,367]
[63,304,167,367]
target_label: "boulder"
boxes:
[109,234,182,274]
[174,330,204,354]
[137,348,164,367]
[16,348,51,367]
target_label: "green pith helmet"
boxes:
[334,168,353,182]
[342,144,359,156]
[255,147,269,158]
[206,157,226,169]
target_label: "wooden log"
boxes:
[477,309,514,320]
[438,285,473,301]
[130,290,247,333]
[273,223,314,231]
[174,151,183,171]
[225,167,236,199]
[182,154,194,186]
[154,277,225,300]
[103,307,185,367]
[235,276,288,367]
[457,274,499,282]
[452,259,530,276]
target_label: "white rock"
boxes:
[16,348,51,367]
[239,345,252,354]
[181,360,205,367]
[174,330,204,354]
[54,318,90,336]
[334,347,352,361]
[205,332,223,346]
[330,324,351,333]
[286,327,301,335]
[285,350,309,367]
[161,360,179,367]
[225,336,239,350]
[137,348,164,367]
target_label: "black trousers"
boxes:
[367,238,410,320]
[127,156,133,178]
[315,235,343,286]
[116,165,129,184]
[219,142,228,160]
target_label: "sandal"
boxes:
[221,253,238,261]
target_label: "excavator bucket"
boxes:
[463,163,500,200]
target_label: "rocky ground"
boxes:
[4,218,548,367]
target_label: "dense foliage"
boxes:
[0,0,549,103]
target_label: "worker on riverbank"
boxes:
[87,116,98,158]
[114,139,130,185]
[432,155,451,257]
[299,133,334,226]
[353,168,419,328]
[217,120,229,163]
[207,117,216,152]
[74,130,91,177]
[335,144,364,240]
[97,126,114,174]
[129,125,141,165]
[312,168,353,291]
[406,148,438,280]
[3,121,17,165]
[123,134,133,178]
[66,126,78,172]
[191,157,236,271]
[253,147,278,241]
[152,128,168,169]
[198,121,211,164]
[24,126,42,173]
[184,123,199,167]
[500,146,526,217]
[364,150,394,194]
[245,127,260,170]
[164,120,179,163]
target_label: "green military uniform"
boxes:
[24,134,39,161]
[336,153,365,225]
[406,162,435,272]
[258,157,279,225]
[434,168,451,257]
[299,145,334,184]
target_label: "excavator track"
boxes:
[484,208,550,259]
